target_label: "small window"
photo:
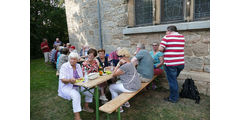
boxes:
[194,0,210,20]
[135,0,153,26]
[160,0,185,24]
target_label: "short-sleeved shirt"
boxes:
[40,42,50,53]
[149,51,164,70]
[58,62,83,100]
[160,32,185,66]
[119,63,141,91]
[135,49,154,79]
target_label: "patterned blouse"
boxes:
[82,59,99,75]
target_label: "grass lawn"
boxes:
[30,58,210,120]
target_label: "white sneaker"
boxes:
[123,102,130,108]
[120,106,124,112]
[116,106,124,113]
[99,95,108,101]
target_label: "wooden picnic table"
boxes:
[74,74,113,88]
[74,73,113,120]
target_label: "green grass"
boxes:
[30,58,210,120]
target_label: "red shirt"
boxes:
[160,32,185,66]
[40,42,50,52]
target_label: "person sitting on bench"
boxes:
[131,43,154,83]
[109,48,141,112]
[58,52,94,120]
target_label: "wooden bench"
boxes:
[99,75,157,120]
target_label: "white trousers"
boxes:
[43,52,49,63]
[69,87,94,113]
[109,83,134,99]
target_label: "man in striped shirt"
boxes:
[159,25,185,103]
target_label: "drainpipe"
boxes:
[97,0,103,49]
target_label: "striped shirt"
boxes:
[160,32,185,66]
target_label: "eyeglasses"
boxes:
[117,55,125,58]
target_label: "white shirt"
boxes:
[58,62,83,100]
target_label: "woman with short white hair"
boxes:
[58,52,94,120]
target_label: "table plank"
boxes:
[74,74,113,88]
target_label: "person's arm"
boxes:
[41,44,47,50]
[61,78,76,84]
[112,65,124,77]
[95,59,100,67]
[112,59,126,77]
[59,64,76,84]
[159,37,167,52]
[131,56,138,67]
[156,56,164,68]
[158,46,164,52]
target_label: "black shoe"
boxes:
[164,97,177,103]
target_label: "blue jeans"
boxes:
[164,65,184,102]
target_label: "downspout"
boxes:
[97,0,103,49]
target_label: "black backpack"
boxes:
[179,78,200,104]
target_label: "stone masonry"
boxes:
[65,0,210,96]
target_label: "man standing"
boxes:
[131,43,154,83]
[53,37,62,46]
[40,38,50,63]
[159,25,185,103]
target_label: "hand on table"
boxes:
[69,78,76,84]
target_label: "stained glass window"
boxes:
[194,0,210,20]
[135,0,153,26]
[160,0,184,24]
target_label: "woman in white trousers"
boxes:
[58,52,94,120]
[110,48,141,112]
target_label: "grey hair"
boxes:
[68,52,79,60]
[152,42,159,45]
[137,43,145,49]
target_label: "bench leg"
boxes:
[95,86,99,120]
[117,107,121,120]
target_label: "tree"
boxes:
[30,0,69,59]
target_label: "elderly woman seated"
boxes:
[109,48,141,112]
[58,52,94,120]
[96,49,109,102]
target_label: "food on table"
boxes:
[88,72,99,80]
[76,78,85,83]
[105,70,112,75]
[99,70,103,76]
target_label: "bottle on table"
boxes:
[84,67,88,82]
[99,64,103,76]
[110,61,114,71]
